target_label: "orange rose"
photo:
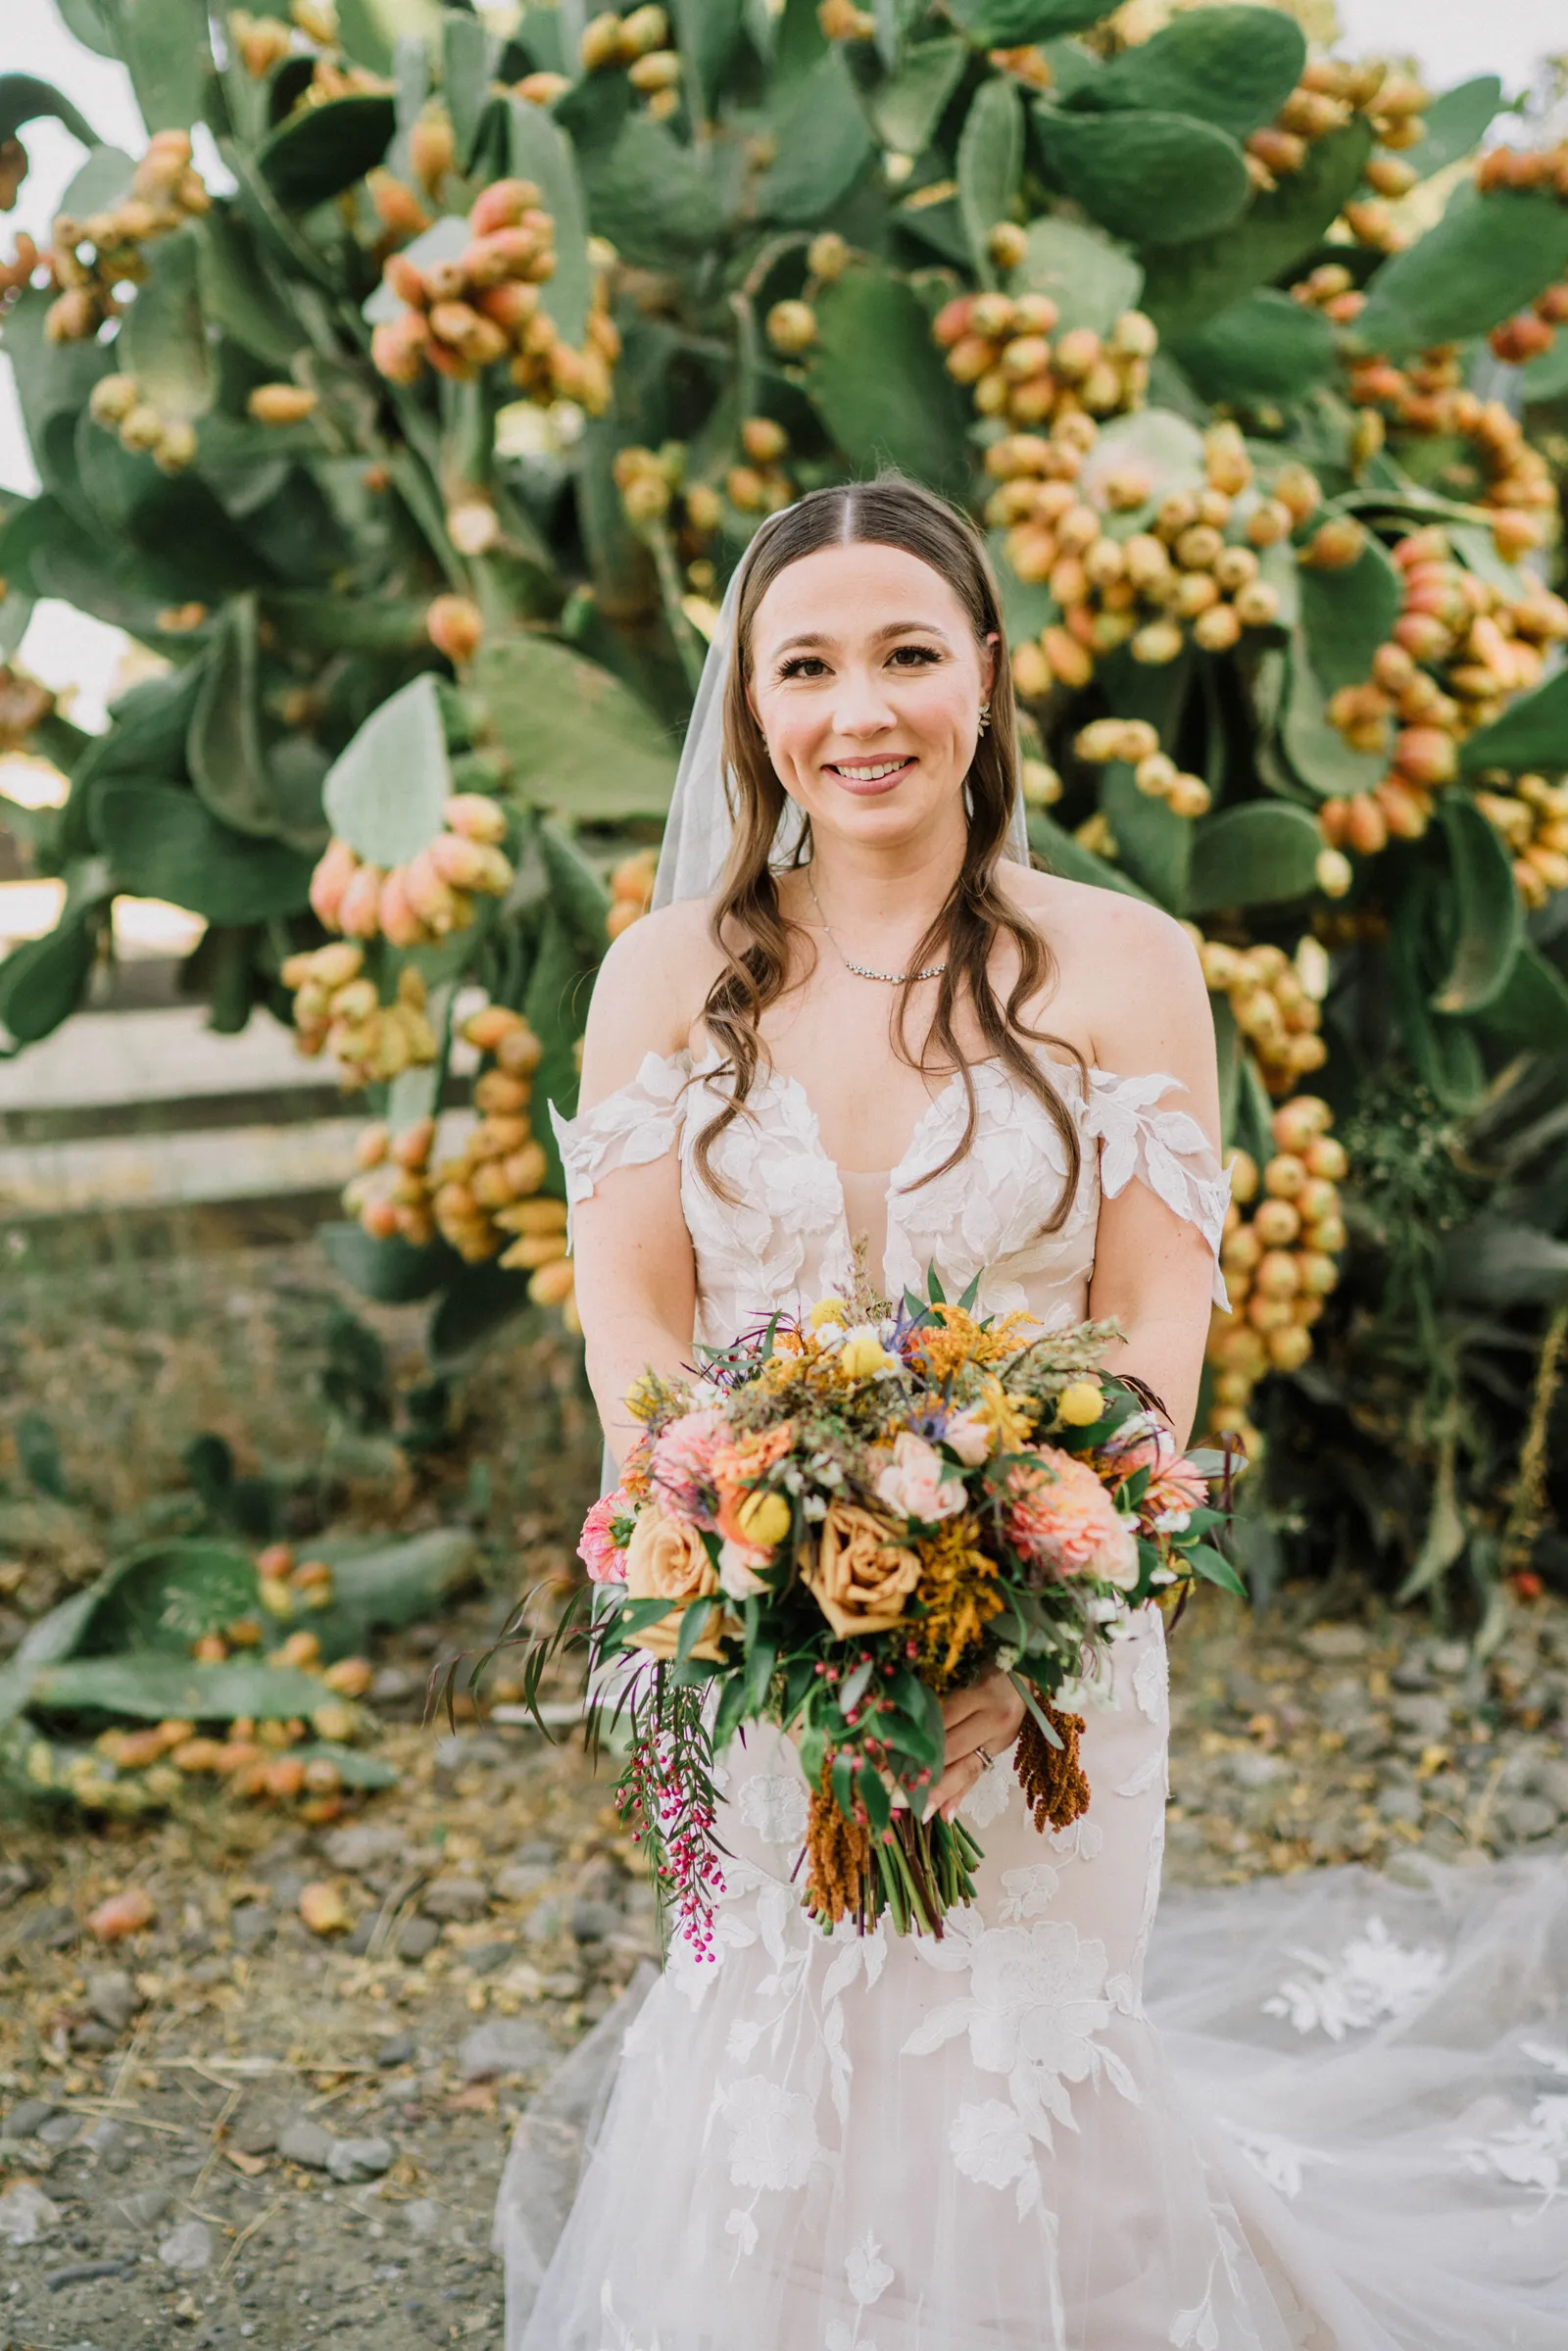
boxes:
[624,1503,735,1662]
[804,1501,921,1638]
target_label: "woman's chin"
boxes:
[804,781,960,850]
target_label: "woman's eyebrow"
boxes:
[768,620,954,655]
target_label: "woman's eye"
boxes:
[889,644,940,667]
[779,655,829,679]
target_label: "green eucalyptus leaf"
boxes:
[94,784,315,923]
[760,47,874,223]
[1141,118,1373,334]
[1033,105,1251,248]
[808,266,971,489]
[1083,6,1304,138]
[322,670,451,866]
[1298,531,1402,695]
[866,36,966,156]
[957,73,1024,284]
[470,636,677,819]
[1459,666,1568,778]
[1169,289,1335,406]
[1400,75,1502,181]
[1431,793,1522,1016]
[257,93,397,211]
[1354,185,1568,360]
[1187,802,1322,914]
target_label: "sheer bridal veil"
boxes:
[650,510,1032,912]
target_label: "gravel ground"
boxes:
[4,1584,1568,2349]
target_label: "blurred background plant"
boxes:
[0,0,1566,1703]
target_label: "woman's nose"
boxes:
[830,664,897,735]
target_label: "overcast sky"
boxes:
[3,0,1565,727]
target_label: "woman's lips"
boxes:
[822,756,916,797]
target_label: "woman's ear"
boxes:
[980,630,999,704]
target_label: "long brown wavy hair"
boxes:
[696,474,1083,1221]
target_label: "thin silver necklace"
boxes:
[806,871,948,986]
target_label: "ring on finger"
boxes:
[974,1743,995,1772]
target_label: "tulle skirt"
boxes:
[497,1608,1568,2349]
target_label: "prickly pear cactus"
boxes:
[2,1,1567,1603]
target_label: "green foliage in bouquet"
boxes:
[2,1,1567,1612]
[476,1268,1241,1948]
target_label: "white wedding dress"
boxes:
[496,1044,1568,2350]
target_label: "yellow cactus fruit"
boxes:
[298,1881,350,1935]
[766,299,818,355]
[426,593,484,663]
[323,1656,374,1697]
[258,1577,295,1620]
[274,1629,322,1670]
[192,1632,228,1664]
[312,1701,359,1744]
[247,383,318,426]
[528,1256,577,1307]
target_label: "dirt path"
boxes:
[4,1583,1567,2351]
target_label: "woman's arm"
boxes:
[569,906,710,1469]
[1084,898,1225,1450]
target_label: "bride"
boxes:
[497,478,1568,2348]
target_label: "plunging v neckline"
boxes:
[687,1046,1004,1199]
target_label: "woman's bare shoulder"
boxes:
[1001,864,1206,1062]
[1004,863,1197,973]
[581,894,727,1080]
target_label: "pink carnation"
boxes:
[650,1408,728,1526]
[578,1489,631,1584]
[1102,1412,1207,1535]
[1005,1447,1138,1587]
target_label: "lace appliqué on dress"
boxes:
[1084,1067,1233,1310]
[549,1050,689,1249]
[1452,2042,1568,2218]
[1262,1916,1446,2039]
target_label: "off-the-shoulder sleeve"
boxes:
[548,1049,690,1248]
[1083,1067,1232,1310]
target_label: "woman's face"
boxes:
[747,540,996,856]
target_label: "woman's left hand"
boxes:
[927,1664,1027,1822]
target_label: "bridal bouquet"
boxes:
[505,1274,1242,1953]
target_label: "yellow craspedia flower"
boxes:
[624,1370,664,1423]
[808,1296,849,1329]
[1055,1379,1105,1427]
[735,1490,791,1549]
[840,1334,894,1380]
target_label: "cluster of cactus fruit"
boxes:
[307,795,514,950]
[1208,1098,1348,1460]
[4,0,1568,1599]
[369,174,619,414]
[281,944,436,1089]
[1318,529,1568,859]
[40,129,208,347]
[996,420,1293,698]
